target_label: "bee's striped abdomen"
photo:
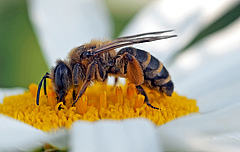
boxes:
[118,47,174,96]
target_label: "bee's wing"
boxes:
[112,30,174,41]
[93,30,177,55]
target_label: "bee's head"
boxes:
[36,60,73,105]
[52,60,73,104]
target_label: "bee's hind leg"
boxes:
[135,85,159,110]
[114,77,118,86]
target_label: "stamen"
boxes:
[115,86,123,106]
[99,91,107,109]
[126,84,136,108]
[134,94,144,110]
[76,95,88,115]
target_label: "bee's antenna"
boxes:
[36,72,50,105]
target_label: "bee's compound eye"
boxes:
[54,62,72,91]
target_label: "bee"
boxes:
[36,30,177,110]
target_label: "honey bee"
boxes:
[36,30,177,109]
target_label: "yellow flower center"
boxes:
[0,81,199,131]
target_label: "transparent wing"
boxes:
[93,30,177,55]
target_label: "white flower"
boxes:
[1,0,240,151]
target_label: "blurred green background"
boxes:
[0,0,239,89]
[0,0,48,88]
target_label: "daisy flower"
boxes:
[0,0,240,151]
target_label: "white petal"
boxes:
[70,119,162,152]
[170,18,240,113]
[45,129,69,150]
[121,0,237,62]
[0,88,25,104]
[0,114,47,151]
[157,102,240,152]
[0,114,68,151]
[28,0,113,66]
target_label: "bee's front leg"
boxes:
[72,61,97,106]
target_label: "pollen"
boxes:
[0,82,199,131]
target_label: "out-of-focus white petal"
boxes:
[170,18,240,113]
[28,0,113,66]
[45,129,69,150]
[0,114,68,151]
[0,114,45,151]
[0,88,25,104]
[121,0,237,62]
[70,119,162,152]
[157,102,240,152]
